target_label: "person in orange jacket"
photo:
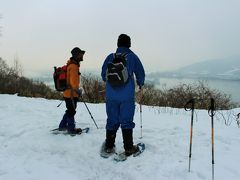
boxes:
[59,47,85,134]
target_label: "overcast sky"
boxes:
[1,0,240,76]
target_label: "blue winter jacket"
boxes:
[101,47,145,101]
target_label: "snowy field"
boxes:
[0,94,240,180]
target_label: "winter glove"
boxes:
[76,89,83,97]
[137,80,144,90]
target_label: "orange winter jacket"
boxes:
[63,59,80,98]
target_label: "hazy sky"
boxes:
[1,0,240,76]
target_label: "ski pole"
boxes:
[80,97,99,129]
[140,96,143,139]
[237,113,240,127]
[208,98,215,180]
[139,87,143,139]
[184,98,195,172]
[57,100,64,107]
[237,113,240,119]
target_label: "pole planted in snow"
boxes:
[140,101,143,139]
[79,96,99,129]
[82,101,99,129]
[139,87,143,139]
[209,98,215,180]
[184,99,195,172]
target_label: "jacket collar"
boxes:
[116,47,132,54]
[69,57,80,66]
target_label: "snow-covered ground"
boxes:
[0,94,240,180]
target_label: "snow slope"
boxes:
[0,94,240,180]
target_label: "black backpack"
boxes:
[106,53,129,87]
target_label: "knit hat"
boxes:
[71,47,85,58]
[117,34,131,48]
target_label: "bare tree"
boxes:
[13,55,24,77]
[0,57,9,74]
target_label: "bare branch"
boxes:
[13,55,24,77]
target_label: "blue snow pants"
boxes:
[106,100,135,130]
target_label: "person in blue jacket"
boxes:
[101,34,145,156]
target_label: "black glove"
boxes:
[137,80,143,90]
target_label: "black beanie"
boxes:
[71,47,85,58]
[117,34,131,48]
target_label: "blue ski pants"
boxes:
[106,100,135,130]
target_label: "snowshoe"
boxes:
[51,127,89,136]
[125,144,140,156]
[68,128,82,135]
[114,143,145,162]
[100,142,116,158]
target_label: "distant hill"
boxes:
[149,56,240,80]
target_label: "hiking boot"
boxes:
[125,145,139,156]
[105,129,117,149]
[104,145,116,154]
[100,142,116,158]
[68,128,82,135]
[122,128,139,156]
[122,129,133,149]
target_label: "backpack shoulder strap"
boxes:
[121,52,129,57]
[114,52,129,57]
